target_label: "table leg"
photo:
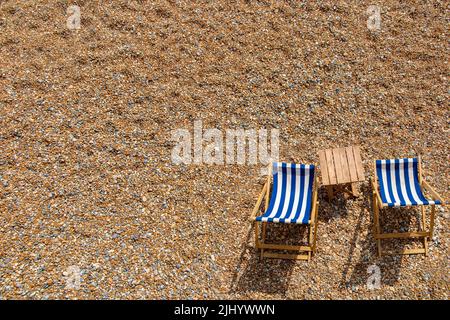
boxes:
[326,186,334,201]
[351,183,359,197]
[343,184,350,200]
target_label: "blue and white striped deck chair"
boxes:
[250,162,319,261]
[371,157,444,257]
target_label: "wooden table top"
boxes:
[318,146,365,186]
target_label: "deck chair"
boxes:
[249,162,319,261]
[371,156,445,256]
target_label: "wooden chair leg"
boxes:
[420,206,426,231]
[261,222,267,259]
[425,205,436,256]
[254,221,261,259]
[376,234,382,257]
[429,205,435,240]
[373,194,382,257]
[423,237,428,256]
[420,206,428,255]
[262,222,267,241]
[307,224,313,254]
[309,199,319,255]
[351,182,359,197]
[305,224,312,261]
[311,219,319,254]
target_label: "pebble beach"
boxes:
[0,1,448,299]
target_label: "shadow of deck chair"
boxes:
[249,162,319,261]
[371,156,445,257]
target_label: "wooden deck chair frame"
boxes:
[249,164,320,261]
[371,156,445,257]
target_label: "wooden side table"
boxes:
[318,146,365,200]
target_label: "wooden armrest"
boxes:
[249,182,268,222]
[370,178,384,207]
[421,180,445,204]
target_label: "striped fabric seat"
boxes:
[376,158,441,207]
[256,162,315,224]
